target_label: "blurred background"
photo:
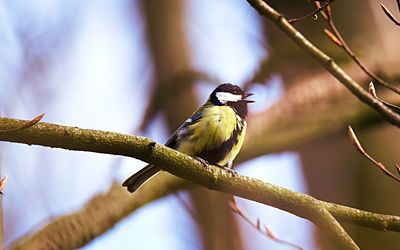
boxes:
[1,0,399,249]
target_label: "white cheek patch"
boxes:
[216,92,242,103]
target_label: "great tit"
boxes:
[123,83,254,192]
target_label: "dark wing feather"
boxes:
[122,110,203,193]
[165,110,203,148]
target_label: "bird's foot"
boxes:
[195,157,210,169]
[213,163,237,176]
[222,166,238,177]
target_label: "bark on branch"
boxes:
[11,65,400,250]
[1,118,400,249]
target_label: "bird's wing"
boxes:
[164,110,203,148]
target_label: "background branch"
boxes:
[380,2,400,26]
[318,3,400,95]
[246,0,400,127]
[138,1,243,248]
[229,198,303,250]
[348,126,400,183]
[10,177,184,250]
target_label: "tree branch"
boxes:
[7,79,400,248]
[2,117,356,248]
[348,126,400,183]
[288,0,335,24]
[246,0,400,127]
[240,68,400,162]
[1,117,398,249]
[318,3,400,95]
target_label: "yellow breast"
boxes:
[177,105,246,166]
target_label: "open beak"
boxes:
[243,93,255,103]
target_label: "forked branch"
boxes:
[246,0,400,127]
[315,1,400,95]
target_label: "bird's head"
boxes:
[209,83,254,119]
[210,83,254,106]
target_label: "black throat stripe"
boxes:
[227,100,248,120]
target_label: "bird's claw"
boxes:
[195,157,210,169]
[223,167,237,176]
[194,158,237,176]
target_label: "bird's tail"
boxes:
[122,165,160,193]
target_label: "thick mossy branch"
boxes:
[2,118,355,248]
[12,71,397,250]
[246,0,400,127]
[2,118,400,249]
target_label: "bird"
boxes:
[123,83,254,193]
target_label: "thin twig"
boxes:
[348,126,400,183]
[322,5,400,95]
[288,0,335,24]
[0,176,7,195]
[313,1,329,20]
[246,0,400,127]
[380,2,400,26]
[368,82,400,113]
[397,0,400,13]
[229,198,303,250]
[324,29,342,47]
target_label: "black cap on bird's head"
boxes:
[209,83,254,119]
